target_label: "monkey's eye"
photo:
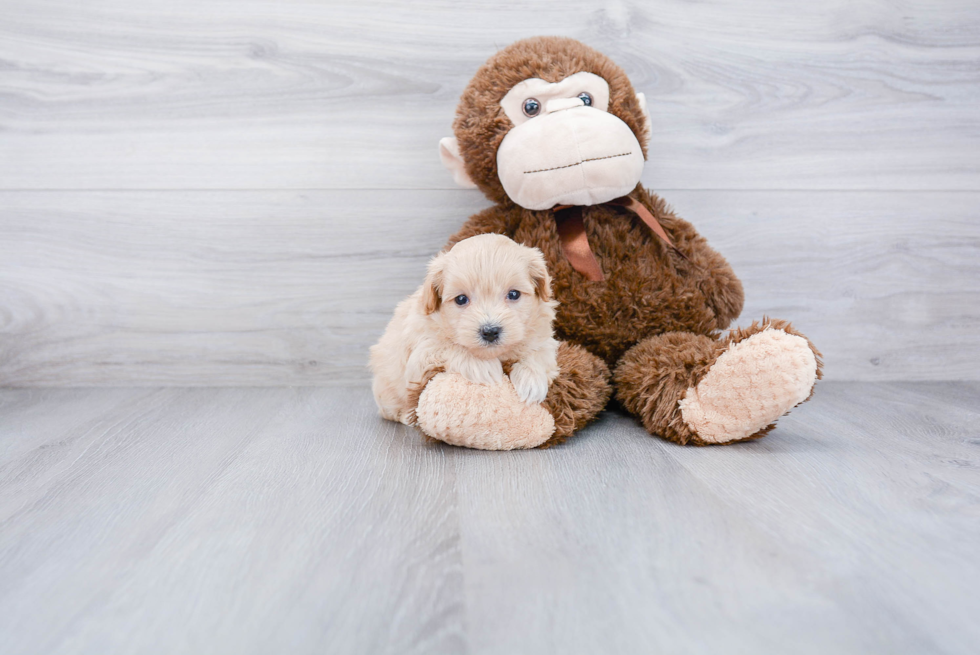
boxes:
[507,289,521,301]
[577,92,593,107]
[454,294,469,306]
[522,98,541,117]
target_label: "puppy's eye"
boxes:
[454,294,469,306]
[578,92,593,107]
[507,290,521,300]
[522,98,540,117]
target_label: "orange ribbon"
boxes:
[553,196,688,282]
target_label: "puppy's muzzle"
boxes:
[479,323,502,345]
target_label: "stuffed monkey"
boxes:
[414,36,822,449]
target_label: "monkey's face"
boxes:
[439,37,652,210]
[495,72,645,210]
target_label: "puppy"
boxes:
[370,233,560,425]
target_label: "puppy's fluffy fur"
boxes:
[371,233,560,424]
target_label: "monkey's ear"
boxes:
[420,253,447,314]
[438,137,478,189]
[528,251,552,302]
[635,93,652,151]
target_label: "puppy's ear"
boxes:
[420,253,447,315]
[528,250,552,301]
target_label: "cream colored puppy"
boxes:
[370,233,559,425]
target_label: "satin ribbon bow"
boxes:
[553,195,688,282]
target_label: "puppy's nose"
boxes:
[479,324,502,344]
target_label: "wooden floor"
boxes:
[0,382,977,654]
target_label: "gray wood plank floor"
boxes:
[1,382,977,654]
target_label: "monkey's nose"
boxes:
[479,324,502,344]
[545,96,587,114]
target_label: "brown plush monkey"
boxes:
[415,36,822,449]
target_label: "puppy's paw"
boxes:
[454,357,504,386]
[510,362,550,405]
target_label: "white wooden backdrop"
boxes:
[1,0,978,385]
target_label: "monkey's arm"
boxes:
[685,237,744,330]
[638,188,744,330]
[444,205,521,251]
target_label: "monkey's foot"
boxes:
[414,342,609,450]
[416,372,554,450]
[678,324,819,445]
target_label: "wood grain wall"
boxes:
[2,0,978,385]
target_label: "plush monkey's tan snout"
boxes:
[496,106,645,210]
